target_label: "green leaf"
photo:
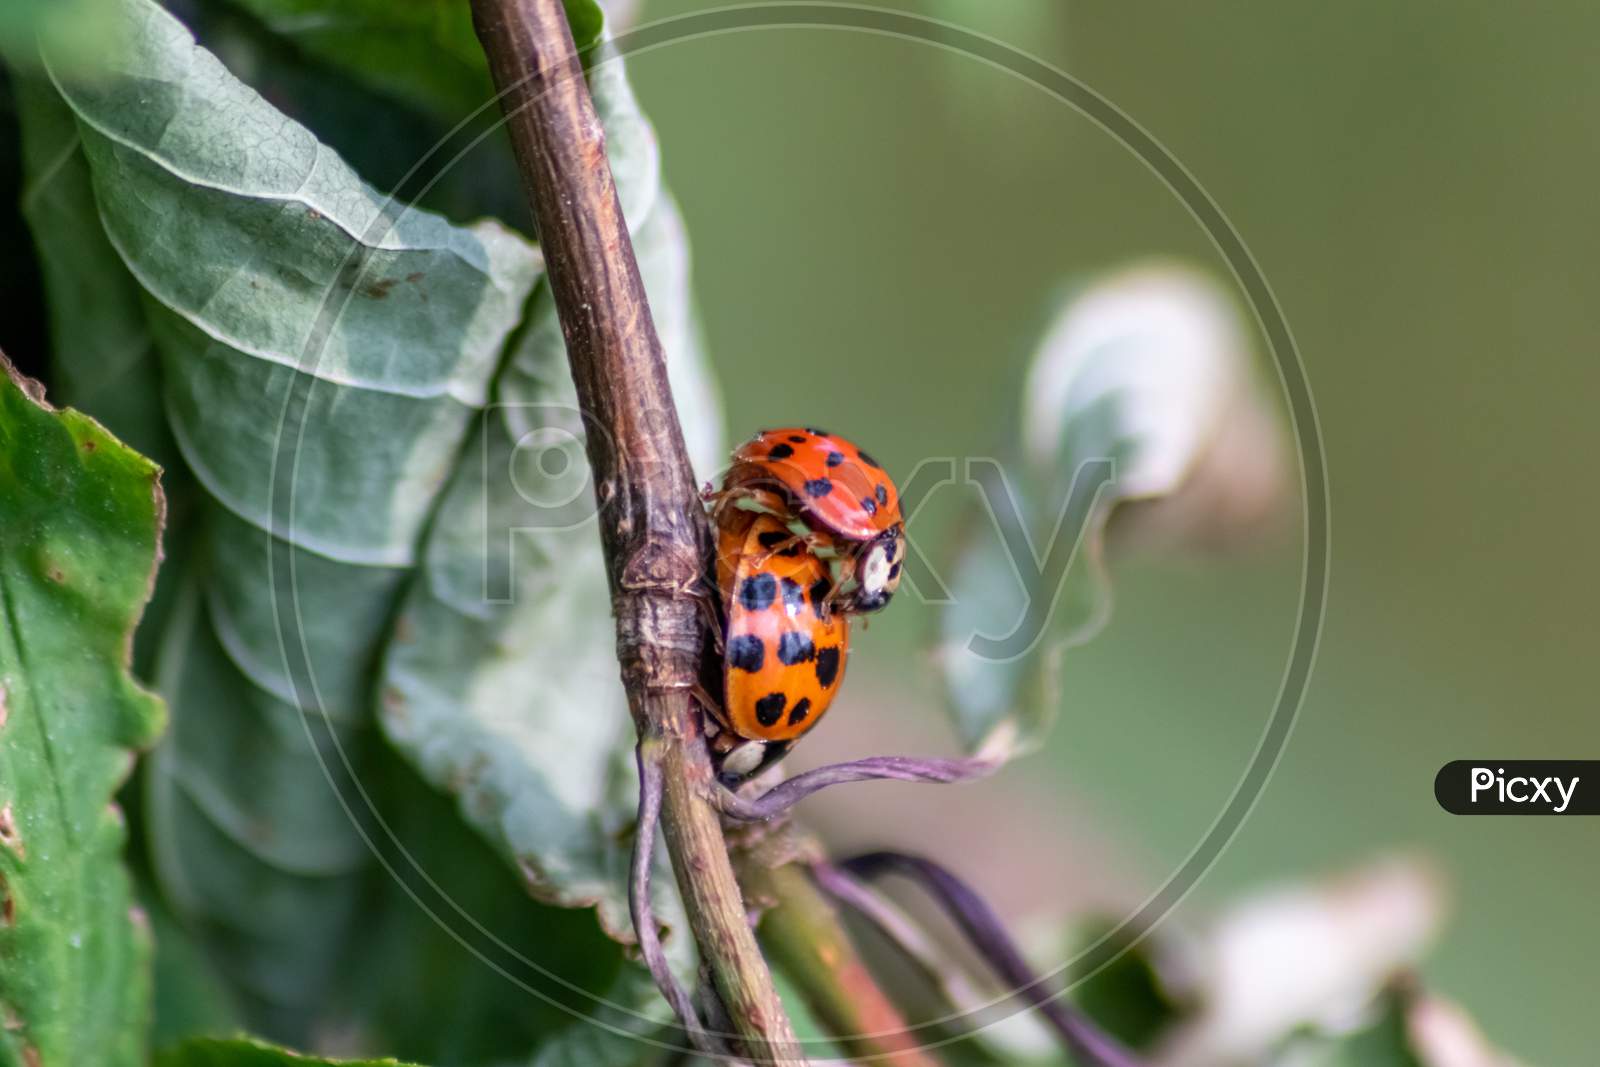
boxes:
[1065,917,1190,1050]
[212,0,493,120]
[10,72,171,471]
[0,359,166,1067]
[939,263,1267,759]
[139,882,241,1049]
[335,751,630,1065]
[205,0,616,124]
[154,1035,421,1067]
[0,0,121,76]
[375,0,722,983]
[16,0,721,1047]
[22,0,539,1036]
[201,0,656,230]
[378,190,719,978]
[1269,984,1529,1067]
[8,63,193,680]
[1270,990,1424,1067]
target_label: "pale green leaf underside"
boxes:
[380,188,720,975]
[0,361,165,1067]
[940,264,1256,760]
[375,0,721,979]
[17,0,723,1040]
[20,0,539,1033]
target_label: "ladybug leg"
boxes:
[820,575,846,617]
[687,581,725,654]
[750,532,807,566]
[689,680,727,728]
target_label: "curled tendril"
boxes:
[840,851,1147,1067]
[632,741,745,1063]
[809,860,967,996]
[715,755,999,822]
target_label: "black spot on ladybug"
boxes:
[875,484,888,506]
[859,495,878,516]
[778,632,815,665]
[727,635,764,672]
[738,574,777,611]
[787,697,812,726]
[888,563,901,580]
[805,426,830,437]
[768,443,795,460]
[857,449,881,469]
[780,578,806,614]
[788,434,808,444]
[803,478,833,499]
[808,576,831,608]
[755,692,786,726]
[825,450,845,467]
[815,646,841,688]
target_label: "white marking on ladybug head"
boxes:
[860,541,893,599]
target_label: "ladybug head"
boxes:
[848,526,907,614]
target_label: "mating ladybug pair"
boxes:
[701,428,908,783]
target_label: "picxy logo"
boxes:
[1435,760,1596,815]
[1470,767,1579,812]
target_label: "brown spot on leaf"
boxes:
[360,277,398,299]
[22,1045,39,1067]
[307,208,321,221]
[405,272,424,283]
[1,872,13,925]
[82,439,96,453]
[0,805,21,858]
[0,683,7,731]
[379,686,407,724]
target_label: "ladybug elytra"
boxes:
[716,427,907,615]
[706,508,850,781]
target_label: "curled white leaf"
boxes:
[1022,261,1251,500]
[1154,857,1445,1067]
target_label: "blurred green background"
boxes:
[1,0,1591,1061]
[625,2,1598,1062]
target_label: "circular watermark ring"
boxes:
[263,2,1329,1055]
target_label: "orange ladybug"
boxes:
[706,509,850,781]
[717,427,907,615]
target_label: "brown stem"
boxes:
[467,0,798,1058]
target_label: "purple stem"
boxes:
[810,860,969,998]
[842,851,1146,1067]
[632,742,739,1061]
[716,755,998,822]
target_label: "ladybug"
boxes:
[715,427,907,615]
[705,508,850,782]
